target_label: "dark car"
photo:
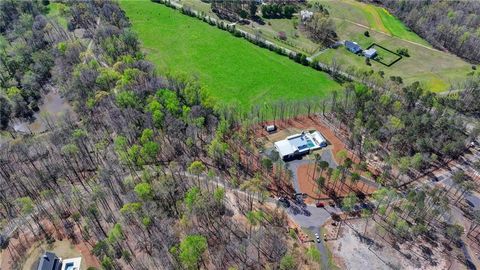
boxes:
[466,259,476,270]
[294,192,307,198]
[316,202,325,208]
[465,199,475,208]
[329,201,336,207]
[361,202,375,210]
[278,197,290,208]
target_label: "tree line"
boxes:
[0,1,61,129]
[374,0,480,63]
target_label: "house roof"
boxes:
[37,252,62,270]
[274,139,296,158]
[345,41,362,52]
[61,257,82,270]
[364,48,377,57]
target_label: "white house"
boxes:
[37,252,81,270]
[274,131,327,160]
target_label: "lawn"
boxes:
[369,44,401,66]
[315,0,429,46]
[313,0,472,92]
[119,0,342,110]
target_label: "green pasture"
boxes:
[369,45,401,66]
[314,0,429,46]
[119,0,342,110]
[313,0,472,92]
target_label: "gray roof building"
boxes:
[345,41,362,54]
[37,252,62,270]
[364,48,377,59]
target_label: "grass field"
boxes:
[314,0,429,46]
[178,0,323,55]
[119,0,342,110]
[369,44,401,66]
[171,0,471,92]
[313,0,472,92]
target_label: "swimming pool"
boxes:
[65,262,74,270]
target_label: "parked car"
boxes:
[316,202,325,208]
[329,201,336,207]
[465,199,475,208]
[314,233,320,243]
[278,197,290,208]
[360,202,375,210]
[294,192,307,198]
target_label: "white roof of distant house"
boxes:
[274,131,327,159]
[364,48,377,58]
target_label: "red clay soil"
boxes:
[297,163,377,204]
[0,220,100,269]
[257,115,359,164]
[231,139,295,196]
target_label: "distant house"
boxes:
[345,40,362,54]
[274,131,327,161]
[37,252,62,270]
[364,48,377,59]
[300,10,313,21]
[37,252,82,270]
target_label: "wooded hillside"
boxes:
[0,1,314,269]
[374,0,480,63]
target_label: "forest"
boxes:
[0,0,318,269]
[0,1,58,129]
[375,0,480,63]
[1,0,480,269]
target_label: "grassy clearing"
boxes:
[120,0,342,110]
[47,2,68,29]
[369,44,401,66]
[376,8,424,44]
[315,0,429,46]
[313,0,472,92]
[178,0,322,54]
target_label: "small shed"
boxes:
[300,10,313,21]
[265,125,276,132]
[364,48,377,59]
[345,41,362,54]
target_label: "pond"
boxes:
[12,88,73,134]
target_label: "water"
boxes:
[12,89,72,134]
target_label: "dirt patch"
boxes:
[297,162,377,203]
[21,239,91,270]
[0,220,100,270]
[324,219,450,270]
[256,116,357,164]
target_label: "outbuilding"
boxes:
[300,10,313,21]
[265,125,276,133]
[364,48,377,59]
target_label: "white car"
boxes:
[315,233,320,243]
